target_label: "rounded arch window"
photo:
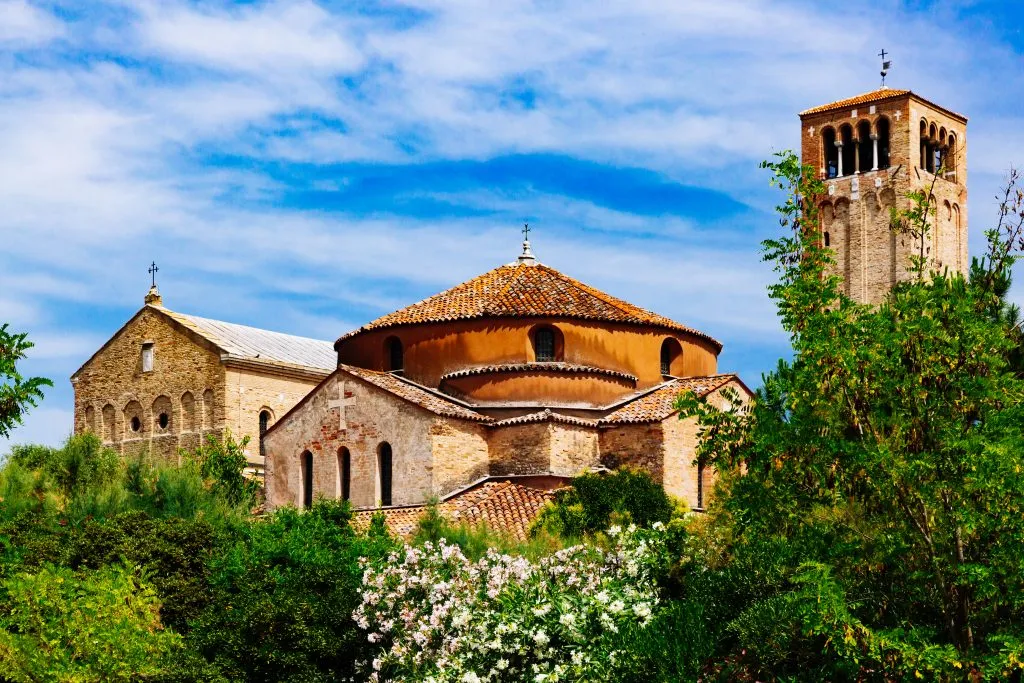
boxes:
[875,117,891,169]
[259,409,273,457]
[531,325,563,363]
[300,450,313,509]
[660,338,683,376]
[157,413,169,430]
[822,127,838,178]
[384,336,404,373]
[377,442,393,506]
[130,416,141,432]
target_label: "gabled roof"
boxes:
[799,88,966,122]
[338,262,721,350]
[599,374,741,425]
[71,303,336,379]
[352,478,561,541]
[340,365,491,422]
[159,308,336,372]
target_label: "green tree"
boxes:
[187,432,259,508]
[0,325,51,439]
[0,564,181,682]
[679,153,1024,677]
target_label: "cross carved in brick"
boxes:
[327,381,357,431]
[808,126,815,136]
[894,110,901,121]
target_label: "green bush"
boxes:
[531,468,673,538]
[0,564,182,682]
[188,500,397,682]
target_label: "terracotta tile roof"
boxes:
[799,88,966,121]
[599,374,737,424]
[341,364,491,422]
[338,263,721,349]
[800,88,910,116]
[351,479,559,541]
[441,362,637,384]
[488,409,598,429]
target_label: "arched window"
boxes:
[385,337,403,373]
[824,231,831,247]
[202,389,215,430]
[696,457,707,509]
[947,134,957,177]
[300,450,313,509]
[660,338,682,376]
[876,117,891,169]
[857,121,872,174]
[534,327,555,362]
[839,125,855,177]
[822,127,838,178]
[377,442,393,506]
[920,120,928,169]
[152,395,171,433]
[124,400,143,437]
[181,392,196,433]
[84,406,96,434]
[338,447,351,501]
[102,404,116,442]
[259,409,272,457]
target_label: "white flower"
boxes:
[533,629,550,647]
[607,525,622,537]
[532,603,551,617]
[461,673,481,683]
[559,612,576,627]
[497,658,509,670]
[609,599,625,614]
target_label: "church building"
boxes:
[262,241,750,512]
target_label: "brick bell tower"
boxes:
[799,82,968,305]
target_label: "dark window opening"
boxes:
[660,338,682,376]
[839,125,855,177]
[130,416,141,432]
[696,458,706,509]
[824,231,831,247]
[877,118,891,169]
[259,410,271,457]
[534,328,556,362]
[823,128,838,178]
[378,443,393,506]
[158,413,169,430]
[857,121,872,173]
[385,337,404,373]
[339,447,351,501]
[301,451,313,509]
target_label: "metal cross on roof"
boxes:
[148,261,159,287]
[879,49,892,87]
[522,222,531,241]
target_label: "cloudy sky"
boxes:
[2,0,1022,450]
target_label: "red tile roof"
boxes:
[341,364,491,422]
[352,479,559,541]
[441,362,637,384]
[338,263,720,349]
[799,88,966,121]
[599,374,737,424]
[488,409,598,429]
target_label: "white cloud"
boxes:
[0,407,72,453]
[0,0,62,46]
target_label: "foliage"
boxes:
[188,499,398,682]
[0,325,51,439]
[188,432,259,509]
[677,153,1024,678]
[357,523,669,682]
[0,563,182,682]
[530,468,673,539]
[413,500,565,561]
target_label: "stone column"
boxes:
[870,133,879,171]
[835,140,844,177]
[854,140,860,174]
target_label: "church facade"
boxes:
[262,244,750,511]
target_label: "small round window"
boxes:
[130,416,141,432]
[158,413,169,430]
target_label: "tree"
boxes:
[678,153,1024,677]
[0,325,51,439]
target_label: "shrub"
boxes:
[0,564,181,682]
[531,468,673,538]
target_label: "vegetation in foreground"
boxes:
[1,155,1023,681]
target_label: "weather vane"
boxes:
[879,49,892,87]
[148,261,159,288]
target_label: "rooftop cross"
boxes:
[516,223,537,265]
[148,261,159,288]
[879,49,892,87]
[522,222,530,241]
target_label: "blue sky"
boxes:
[2,0,1023,450]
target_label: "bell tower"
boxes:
[799,87,968,304]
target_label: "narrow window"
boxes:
[378,442,392,506]
[877,117,891,169]
[141,342,154,372]
[158,413,169,430]
[839,124,855,177]
[857,120,872,173]
[822,128,838,179]
[301,451,313,509]
[385,337,404,373]
[534,328,555,362]
[824,231,831,248]
[259,410,271,457]
[696,458,706,509]
[338,447,351,501]
[130,416,141,432]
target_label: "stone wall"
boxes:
[488,421,600,478]
[264,371,490,510]
[72,306,226,462]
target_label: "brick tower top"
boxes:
[798,87,968,304]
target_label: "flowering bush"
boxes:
[354,524,668,682]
